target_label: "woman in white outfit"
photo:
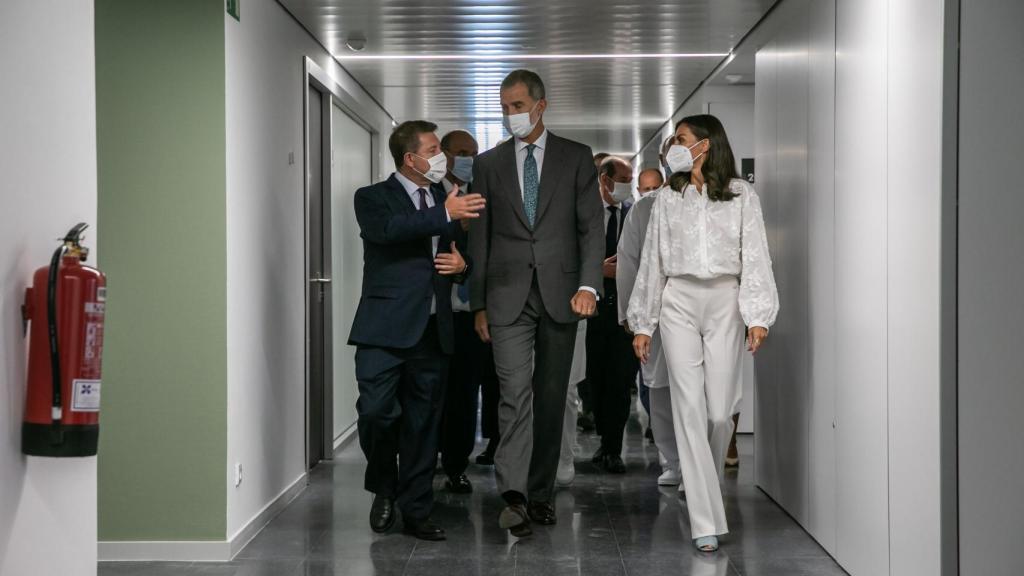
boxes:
[627,114,779,552]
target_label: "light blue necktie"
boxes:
[523,144,538,227]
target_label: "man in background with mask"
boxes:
[629,166,666,440]
[349,120,486,541]
[469,70,604,537]
[637,168,664,197]
[586,156,638,473]
[437,129,500,493]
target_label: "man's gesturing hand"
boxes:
[435,242,467,275]
[445,185,486,220]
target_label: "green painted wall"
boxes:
[96,0,227,541]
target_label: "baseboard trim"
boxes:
[98,540,232,562]
[99,473,308,562]
[333,423,357,452]
[228,472,308,558]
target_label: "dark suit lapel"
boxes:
[497,140,531,229]
[534,133,566,226]
[387,174,417,213]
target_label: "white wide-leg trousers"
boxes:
[659,275,744,538]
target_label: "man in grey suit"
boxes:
[469,69,604,537]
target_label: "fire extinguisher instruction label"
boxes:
[72,379,101,412]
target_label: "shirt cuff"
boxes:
[748,323,770,334]
[578,286,598,299]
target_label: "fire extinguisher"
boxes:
[21,223,106,457]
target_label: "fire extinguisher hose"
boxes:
[47,243,66,444]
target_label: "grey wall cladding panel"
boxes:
[957,1,1024,574]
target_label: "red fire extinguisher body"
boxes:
[22,253,106,457]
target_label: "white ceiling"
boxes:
[279,0,776,156]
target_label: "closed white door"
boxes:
[330,103,372,442]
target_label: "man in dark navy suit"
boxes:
[349,120,486,541]
[587,155,638,474]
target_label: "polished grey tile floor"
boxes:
[100,417,847,576]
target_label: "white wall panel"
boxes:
[834,0,890,572]
[330,105,371,440]
[771,5,812,523]
[0,2,98,574]
[885,0,944,574]
[224,0,394,538]
[754,0,946,572]
[805,0,838,555]
[753,42,781,500]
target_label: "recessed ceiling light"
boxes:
[725,74,744,84]
[333,52,729,61]
[345,33,367,52]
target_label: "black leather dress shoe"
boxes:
[497,502,532,537]
[590,447,606,464]
[603,454,626,474]
[403,519,446,541]
[369,495,395,533]
[445,473,473,494]
[509,522,533,538]
[527,500,557,525]
[498,503,532,537]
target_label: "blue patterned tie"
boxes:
[523,144,539,227]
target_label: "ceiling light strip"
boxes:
[333,53,730,61]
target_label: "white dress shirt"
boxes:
[627,179,779,336]
[394,170,442,313]
[513,129,596,298]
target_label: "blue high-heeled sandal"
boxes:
[694,535,719,552]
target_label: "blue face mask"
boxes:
[451,155,474,183]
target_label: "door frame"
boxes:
[303,57,381,466]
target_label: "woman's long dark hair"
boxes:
[668,114,740,202]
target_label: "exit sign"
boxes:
[226,0,240,21]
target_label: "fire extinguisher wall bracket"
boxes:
[21,289,31,337]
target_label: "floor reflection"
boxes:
[100,414,848,576]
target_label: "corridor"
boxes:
[5,1,1023,575]
[99,426,845,576]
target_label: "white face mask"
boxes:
[451,155,474,183]
[665,140,706,173]
[412,152,448,184]
[609,180,634,204]
[503,101,540,139]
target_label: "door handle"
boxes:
[309,278,332,284]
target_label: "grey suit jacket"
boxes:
[468,132,604,326]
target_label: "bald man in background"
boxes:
[636,168,664,197]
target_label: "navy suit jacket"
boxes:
[348,174,467,355]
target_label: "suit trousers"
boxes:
[659,275,744,538]
[355,317,447,522]
[586,300,640,455]
[441,311,497,476]
[490,276,577,503]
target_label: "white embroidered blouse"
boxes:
[626,178,779,337]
